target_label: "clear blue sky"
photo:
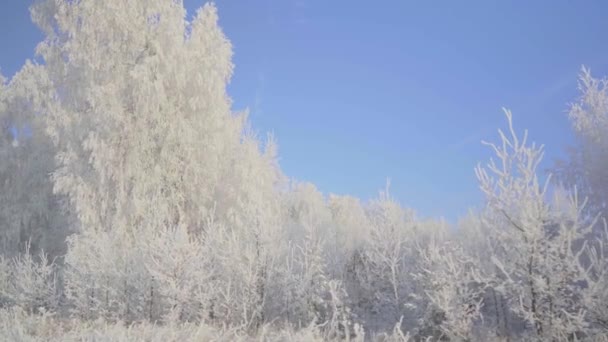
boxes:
[2,1,608,223]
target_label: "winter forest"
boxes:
[0,1,608,341]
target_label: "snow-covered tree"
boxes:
[342,185,420,334]
[63,227,152,322]
[144,223,211,322]
[0,241,59,314]
[285,188,332,326]
[0,64,69,258]
[277,182,357,335]
[476,109,607,340]
[32,0,242,236]
[580,220,608,335]
[28,0,285,328]
[413,237,486,341]
[554,67,608,222]
[457,212,515,340]
[327,194,370,280]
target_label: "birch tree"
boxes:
[476,109,604,340]
[29,0,284,328]
[32,0,241,236]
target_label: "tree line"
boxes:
[0,1,607,341]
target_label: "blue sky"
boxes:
[2,1,608,223]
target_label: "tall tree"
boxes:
[554,67,608,222]
[29,0,284,324]
[32,0,242,235]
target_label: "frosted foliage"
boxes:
[414,239,485,341]
[554,67,608,220]
[143,224,211,322]
[1,0,608,340]
[476,110,608,340]
[32,0,277,237]
[0,242,59,314]
[569,68,608,145]
[63,228,153,322]
[328,194,370,255]
[31,0,285,326]
[0,63,68,258]
[326,194,371,283]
